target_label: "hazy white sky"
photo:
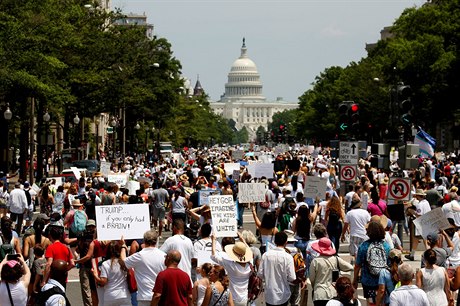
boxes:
[112,0,424,102]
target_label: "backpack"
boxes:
[196,239,213,252]
[24,189,32,207]
[0,234,14,261]
[36,285,71,306]
[247,263,263,302]
[366,241,387,277]
[71,210,87,234]
[292,252,307,284]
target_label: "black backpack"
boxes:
[36,285,71,306]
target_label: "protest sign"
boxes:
[95,204,150,241]
[108,174,129,187]
[247,163,272,178]
[209,195,237,238]
[232,150,244,160]
[199,189,221,206]
[238,183,266,203]
[100,161,111,177]
[303,177,328,199]
[127,181,141,196]
[224,163,240,176]
[232,169,240,181]
[413,208,452,239]
[286,160,301,171]
[273,160,286,172]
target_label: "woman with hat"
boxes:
[210,234,252,306]
[309,237,353,306]
[189,205,212,225]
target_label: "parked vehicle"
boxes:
[71,160,99,176]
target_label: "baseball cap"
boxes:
[24,181,30,188]
[426,232,439,244]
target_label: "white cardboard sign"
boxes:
[100,161,111,177]
[108,174,129,187]
[224,163,240,176]
[127,181,141,196]
[209,195,237,238]
[238,183,266,203]
[95,204,150,241]
[247,163,274,178]
[303,177,328,199]
[413,208,452,239]
[199,189,221,206]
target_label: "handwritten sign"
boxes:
[232,170,240,181]
[95,204,150,241]
[209,195,237,238]
[413,208,452,239]
[108,174,129,187]
[247,163,274,178]
[303,177,328,200]
[100,161,111,177]
[224,163,240,176]
[238,183,266,203]
[199,189,221,206]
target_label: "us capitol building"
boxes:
[209,39,298,139]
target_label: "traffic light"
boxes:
[338,102,350,131]
[398,85,412,125]
[350,103,359,134]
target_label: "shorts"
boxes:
[152,206,165,221]
[362,285,378,302]
[349,236,365,256]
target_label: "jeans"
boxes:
[237,202,244,227]
[294,239,309,260]
[10,212,24,235]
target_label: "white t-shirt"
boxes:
[326,299,362,306]
[160,234,195,277]
[211,253,251,304]
[124,247,166,301]
[344,209,371,239]
[0,281,27,306]
[100,259,130,303]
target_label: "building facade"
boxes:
[210,39,297,139]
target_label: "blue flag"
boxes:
[414,127,436,158]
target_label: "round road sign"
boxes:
[388,178,411,201]
[340,165,356,181]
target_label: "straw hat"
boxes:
[179,174,189,181]
[367,215,388,229]
[311,237,336,256]
[72,199,83,207]
[224,242,253,263]
[414,189,426,196]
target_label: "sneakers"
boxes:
[405,254,415,261]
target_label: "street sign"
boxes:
[339,141,359,165]
[388,178,411,201]
[340,165,357,182]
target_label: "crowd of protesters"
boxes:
[0,145,460,306]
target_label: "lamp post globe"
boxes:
[73,114,80,125]
[4,104,12,121]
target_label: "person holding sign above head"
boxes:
[189,205,212,225]
[250,203,278,255]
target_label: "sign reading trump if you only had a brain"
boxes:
[95,204,150,241]
[208,195,237,238]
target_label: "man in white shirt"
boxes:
[343,184,355,212]
[122,230,166,306]
[389,263,429,306]
[406,189,431,261]
[341,198,371,264]
[8,182,28,234]
[258,231,296,306]
[160,219,195,278]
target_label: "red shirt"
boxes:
[45,241,73,262]
[153,268,192,306]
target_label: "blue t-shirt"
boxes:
[378,268,395,304]
[356,240,391,287]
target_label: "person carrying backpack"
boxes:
[37,259,71,306]
[64,199,88,259]
[353,219,391,306]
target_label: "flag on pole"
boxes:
[414,127,436,158]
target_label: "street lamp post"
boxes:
[43,109,50,177]
[2,103,13,174]
[73,113,80,160]
[95,117,100,160]
[110,116,118,160]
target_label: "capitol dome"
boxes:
[221,38,265,101]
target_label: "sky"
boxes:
[111,0,425,102]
